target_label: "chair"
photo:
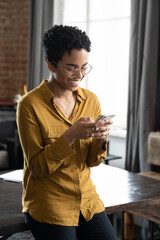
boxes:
[7,129,23,169]
[104,141,122,165]
[0,143,9,170]
[0,120,17,144]
[0,120,17,169]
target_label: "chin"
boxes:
[67,84,80,92]
[69,87,79,92]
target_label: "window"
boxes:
[54,0,131,129]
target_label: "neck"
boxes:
[48,82,76,119]
[47,77,77,118]
[47,77,73,99]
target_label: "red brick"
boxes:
[0,0,30,99]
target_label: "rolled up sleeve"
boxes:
[17,101,75,178]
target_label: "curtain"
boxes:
[28,0,54,91]
[125,0,160,172]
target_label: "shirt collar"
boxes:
[40,79,87,103]
[40,79,54,104]
[76,87,87,101]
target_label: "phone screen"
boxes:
[96,114,116,121]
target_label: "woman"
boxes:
[17,25,117,240]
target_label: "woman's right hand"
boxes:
[63,117,95,146]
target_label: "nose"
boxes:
[75,70,83,79]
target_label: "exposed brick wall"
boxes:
[0,0,30,100]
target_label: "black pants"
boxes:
[24,211,117,240]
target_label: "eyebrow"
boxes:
[65,63,88,67]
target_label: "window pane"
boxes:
[63,0,87,23]
[61,0,131,128]
[89,0,130,20]
[87,19,130,127]
[63,22,87,33]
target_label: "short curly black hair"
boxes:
[42,25,91,66]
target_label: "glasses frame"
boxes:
[51,60,92,79]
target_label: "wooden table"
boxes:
[127,198,160,224]
[91,165,160,239]
[0,179,28,238]
[1,164,160,239]
[91,164,160,215]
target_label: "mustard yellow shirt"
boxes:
[16,80,107,226]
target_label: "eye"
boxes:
[81,66,87,70]
[66,67,74,72]
[81,65,89,71]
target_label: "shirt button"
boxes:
[73,165,76,168]
[75,180,79,184]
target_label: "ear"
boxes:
[47,61,55,72]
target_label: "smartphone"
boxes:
[96,114,116,122]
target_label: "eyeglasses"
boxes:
[51,60,92,79]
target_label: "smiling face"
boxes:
[48,49,88,92]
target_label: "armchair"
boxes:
[0,120,17,169]
[0,143,9,170]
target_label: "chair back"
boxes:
[0,120,17,144]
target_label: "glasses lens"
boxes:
[69,64,92,78]
[82,64,91,75]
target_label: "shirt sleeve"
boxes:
[16,100,75,178]
[87,139,107,167]
[86,94,107,167]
